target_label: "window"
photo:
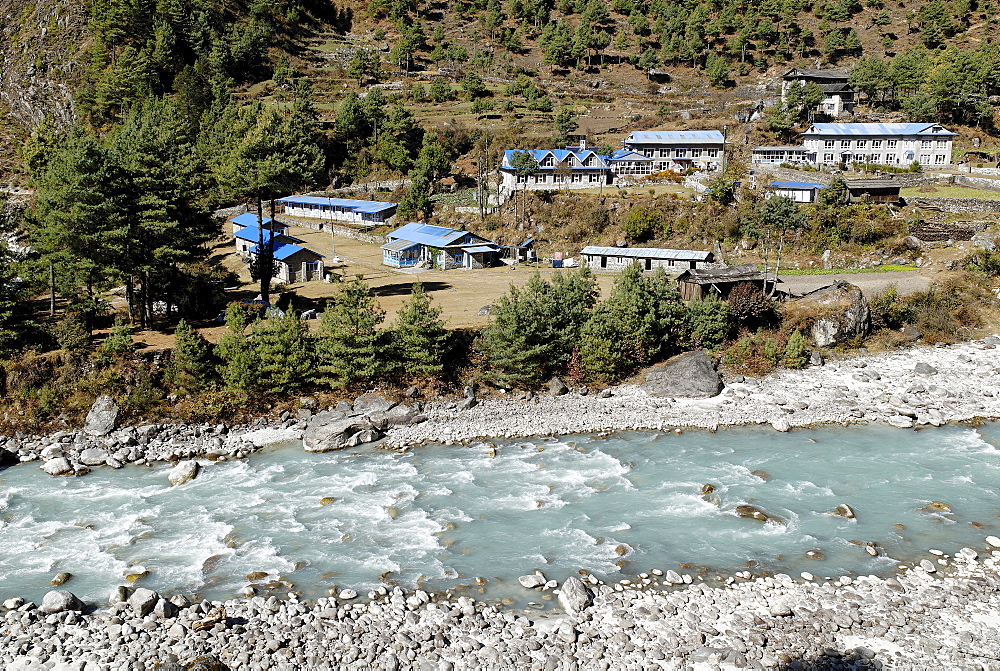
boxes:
[921,139,931,149]
[572,174,582,182]
[589,173,600,182]
[824,140,835,149]
[887,140,897,148]
[675,148,687,158]
[856,140,867,149]
[824,153,834,163]
[541,156,553,166]
[707,149,718,157]
[659,148,669,158]
[554,174,564,183]
[692,148,702,158]
[516,174,526,183]
[872,140,882,149]
[841,140,850,148]
[919,154,930,165]
[934,154,946,164]
[870,155,881,164]
[936,140,947,149]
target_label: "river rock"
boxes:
[887,415,914,429]
[41,457,73,476]
[832,504,856,519]
[519,573,546,588]
[83,395,120,437]
[640,351,722,398]
[549,377,569,396]
[50,572,72,586]
[79,447,109,466]
[303,412,374,452]
[129,588,159,617]
[771,416,790,432]
[557,576,593,615]
[796,281,871,347]
[914,362,938,376]
[338,589,358,600]
[153,597,178,619]
[735,505,784,524]
[353,393,396,414]
[109,586,130,605]
[167,460,200,486]
[39,590,84,613]
[986,535,1000,548]
[239,427,301,448]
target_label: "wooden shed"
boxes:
[843,179,901,204]
[676,265,780,302]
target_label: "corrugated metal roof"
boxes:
[782,68,849,80]
[501,149,610,169]
[230,212,275,228]
[381,239,420,252]
[625,130,726,144]
[387,222,478,247]
[581,246,712,261]
[753,146,809,152]
[461,245,499,254]
[234,227,300,244]
[608,149,652,161]
[677,264,779,283]
[769,181,828,190]
[249,243,324,260]
[802,123,955,137]
[279,196,398,213]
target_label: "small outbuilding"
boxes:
[249,243,325,283]
[234,226,301,255]
[229,212,289,236]
[676,265,779,301]
[580,246,714,273]
[843,179,902,204]
[766,181,828,203]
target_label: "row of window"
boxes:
[540,156,598,167]
[820,139,948,150]
[516,173,605,183]
[820,153,947,165]
[636,148,720,159]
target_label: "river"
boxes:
[1,423,998,607]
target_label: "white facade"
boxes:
[623,130,725,173]
[751,146,812,165]
[766,181,826,203]
[499,148,613,198]
[781,69,855,117]
[802,123,954,168]
[279,196,397,226]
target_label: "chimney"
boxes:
[579,136,587,151]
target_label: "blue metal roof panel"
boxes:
[626,130,726,144]
[387,222,471,246]
[381,239,421,252]
[609,150,652,161]
[462,245,499,254]
[279,196,398,212]
[230,213,273,228]
[502,149,609,169]
[580,245,712,261]
[234,227,300,244]
[802,123,955,136]
[249,243,324,260]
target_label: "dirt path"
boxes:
[779,270,934,297]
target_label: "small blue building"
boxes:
[248,242,325,283]
[767,181,828,203]
[233,226,301,255]
[229,212,290,236]
[381,223,500,269]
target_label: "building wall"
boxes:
[281,202,396,225]
[752,149,812,165]
[622,142,724,173]
[500,169,611,196]
[804,134,952,167]
[582,255,705,273]
[770,187,817,203]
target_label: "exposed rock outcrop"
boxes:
[640,351,722,398]
[793,282,871,347]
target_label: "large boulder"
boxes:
[557,576,593,615]
[128,588,159,617]
[167,460,200,486]
[41,457,73,476]
[794,282,871,347]
[79,448,110,466]
[640,350,722,398]
[352,394,396,415]
[83,395,120,437]
[303,412,377,453]
[39,590,84,613]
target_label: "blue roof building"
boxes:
[498,143,615,196]
[382,223,500,270]
[246,242,325,283]
[801,123,954,168]
[232,226,301,255]
[767,181,829,204]
[279,195,397,226]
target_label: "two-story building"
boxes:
[622,130,726,173]
[802,123,955,168]
[781,68,856,117]
[499,146,613,197]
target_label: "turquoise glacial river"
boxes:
[1,423,999,606]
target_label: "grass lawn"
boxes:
[781,265,919,275]
[903,185,1000,200]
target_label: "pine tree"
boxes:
[215,303,259,392]
[101,316,135,357]
[315,277,386,388]
[167,318,214,393]
[254,311,315,394]
[783,330,809,368]
[391,281,448,379]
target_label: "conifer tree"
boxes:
[167,318,214,393]
[315,277,386,388]
[391,281,447,379]
[215,303,259,392]
[254,311,315,393]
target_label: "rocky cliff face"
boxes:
[0,0,89,147]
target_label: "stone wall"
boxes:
[953,175,1000,192]
[752,165,944,189]
[907,197,1000,213]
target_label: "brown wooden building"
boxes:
[843,179,902,204]
[676,265,780,302]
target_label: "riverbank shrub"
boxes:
[391,281,448,380]
[686,295,731,350]
[315,276,387,389]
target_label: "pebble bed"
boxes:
[3,339,1000,668]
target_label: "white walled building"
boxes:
[278,195,397,227]
[801,123,955,168]
[766,181,827,203]
[781,68,855,117]
[499,147,613,197]
[622,130,725,173]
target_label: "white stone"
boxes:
[167,460,200,486]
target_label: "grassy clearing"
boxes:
[903,185,1000,200]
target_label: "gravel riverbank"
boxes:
[5,539,1000,669]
